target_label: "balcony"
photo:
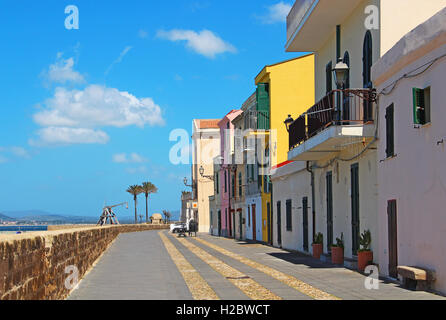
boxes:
[288,89,376,161]
[286,0,363,52]
[244,110,270,131]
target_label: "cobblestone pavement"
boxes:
[68,231,445,300]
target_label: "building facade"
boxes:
[284,0,446,261]
[372,8,446,293]
[254,55,315,244]
[192,119,220,233]
[218,110,243,238]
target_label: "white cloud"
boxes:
[0,146,31,161]
[10,147,30,159]
[105,46,133,75]
[113,153,147,163]
[33,85,165,129]
[44,55,85,84]
[0,155,8,163]
[138,29,148,39]
[174,74,183,81]
[260,2,292,24]
[29,127,109,146]
[157,29,237,59]
[126,166,148,174]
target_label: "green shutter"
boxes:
[413,88,425,125]
[385,104,394,158]
[256,83,270,130]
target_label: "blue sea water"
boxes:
[0,226,48,233]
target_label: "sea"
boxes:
[0,226,48,234]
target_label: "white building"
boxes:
[372,8,446,294]
[283,0,446,262]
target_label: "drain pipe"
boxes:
[306,161,316,242]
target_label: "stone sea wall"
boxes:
[0,224,169,300]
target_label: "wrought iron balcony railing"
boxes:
[288,89,375,150]
[244,110,270,131]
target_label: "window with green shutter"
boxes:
[413,87,431,125]
[385,104,395,158]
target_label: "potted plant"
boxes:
[358,230,373,272]
[312,232,323,259]
[331,233,344,265]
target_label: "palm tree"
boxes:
[163,210,171,223]
[127,185,142,224]
[141,182,158,223]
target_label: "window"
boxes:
[326,61,333,94]
[413,87,431,125]
[210,210,213,226]
[385,104,395,158]
[363,31,373,89]
[238,172,242,197]
[224,170,227,193]
[216,173,219,194]
[286,200,292,231]
[231,174,235,198]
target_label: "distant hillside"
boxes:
[0,213,14,221]
[1,210,97,225]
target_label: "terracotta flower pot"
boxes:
[331,247,344,265]
[358,250,373,272]
[312,244,323,259]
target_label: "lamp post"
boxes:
[284,115,294,132]
[199,165,215,181]
[332,57,349,89]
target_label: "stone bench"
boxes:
[397,266,436,291]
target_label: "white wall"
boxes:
[313,148,378,259]
[272,162,312,252]
[374,40,446,293]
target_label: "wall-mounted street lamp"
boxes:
[284,114,294,132]
[183,177,194,187]
[199,165,214,181]
[332,57,377,102]
[332,58,350,89]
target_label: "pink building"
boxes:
[218,110,242,238]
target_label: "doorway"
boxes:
[267,202,271,244]
[218,210,221,237]
[277,201,282,246]
[252,204,257,241]
[303,197,309,252]
[326,172,333,252]
[351,163,360,256]
[388,200,398,278]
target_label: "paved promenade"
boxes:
[68,231,445,300]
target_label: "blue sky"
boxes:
[0,1,302,218]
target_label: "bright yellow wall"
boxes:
[255,54,315,242]
[256,54,315,165]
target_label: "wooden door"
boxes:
[388,200,398,278]
[277,202,282,246]
[303,197,309,252]
[351,163,360,256]
[326,172,334,252]
[252,204,256,241]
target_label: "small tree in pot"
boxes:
[331,233,344,265]
[358,230,373,272]
[312,232,323,259]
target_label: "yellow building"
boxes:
[254,54,315,244]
